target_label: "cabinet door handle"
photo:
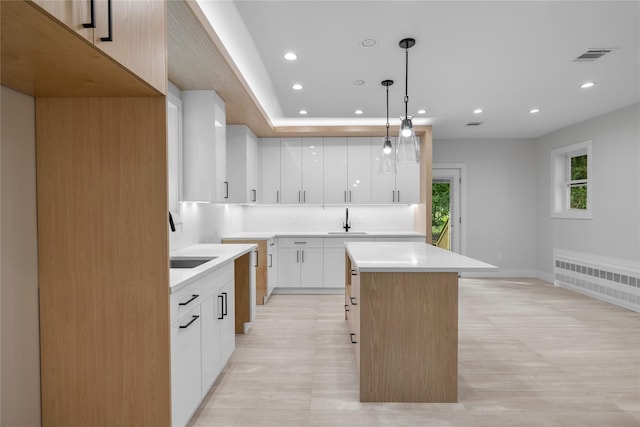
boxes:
[296,249,299,263]
[397,190,400,203]
[222,292,228,316]
[344,304,350,312]
[349,191,352,203]
[303,191,306,203]
[351,269,357,276]
[298,190,301,203]
[251,189,257,202]
[218,295,224,319]
[344,190,347,202]
[223,181,229,199]
[276,190,280,203]
[301,249,305,263]
[178,294,199,306]
[350,296,357,305]
[100,0,113,42]
[350,333,357,344]
[268,253,273,267]
[254,250,259,267]
[392,190,395,202]
[179,315,199,329]
[82,0,95,28]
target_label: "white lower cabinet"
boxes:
[171,305,202,427]
[170,264,235,427]
[323,237,374,288]
[278,238,323,288]
[267,238,278,295]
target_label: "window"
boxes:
[551,141,592,219]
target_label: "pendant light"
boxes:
[396,38,420,164]
[379,80,397,175]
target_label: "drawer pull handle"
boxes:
[82,0,95,28]
[218,295,224,319]
[350,296,357,305]
[293,242,307,244]
[179,294,199,306]
[100,0,113,42]
[344,304,350,312]
[179,315,199,329]
[222,292,228,316]
[269,253,273,267]
[350,333,357,344]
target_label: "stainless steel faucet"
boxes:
[343,207,351,232]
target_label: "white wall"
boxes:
[170,203,245,251]
[535,103,640,278]
[433,138,538,275]
[242,205,415,232]
[0,86,41,426]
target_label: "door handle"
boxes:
[218,295,224,319]
[100,0,113,42]
[222,292,228,316]
[82,0,95,28]
[179,315,199,329]
[268,253,273,267]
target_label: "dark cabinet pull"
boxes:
[179,294,199,306]
[82,0,95,28]
[100,0,113,42]
[397,190,400,203]
[251,189,257,202]
[298,190,301,203]
[350,296,357,305]
[296,249,299,263]
[268,253,273,267]
[222,292,228,316]
[344,190,347,202]
[179,315,199,329]
[303,191,306,203]
[392,190,395,202]
[301,249,305,263]
[223,181,229,199]
[350,333,357,344]
[277,190,280,203]
[344,304,350,312]
[218,295,224,319]
[351,269,357,276]
[254,250,259,267]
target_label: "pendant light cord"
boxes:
[404,48,409,118]
[386,84,390,139]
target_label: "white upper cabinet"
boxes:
[280,138,323,204]
[280,138,302,204]
[302,138,324,204]
[182,90,227,202]
[323,137,349,204]
[371,137,420,204]
[260,138,281,204]
[347,137,372,204]
[167,86,183,218]
[226,125,258,203]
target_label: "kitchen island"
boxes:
[344,242,497,403]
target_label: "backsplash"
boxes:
[170,202,245,251]
[242,205,416,232]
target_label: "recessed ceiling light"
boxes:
[284,52,297,61]
[473,108,483,114]
[354,80,365,86]
[580,81,596,89]
[417,109,427,114]
[529,108,540,114]
[299,110,308,115]
[292,83,303,90]
[355,110,363,115]
[361,39,376,47]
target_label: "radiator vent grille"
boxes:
[554,250,639,312]
[574,48,613,62]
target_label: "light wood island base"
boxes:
[346,255,460,402]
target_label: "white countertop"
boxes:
[222,231,426,240]
[170,243,257,292]
[346,242,498,273]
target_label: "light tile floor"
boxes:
[189,278,640,426]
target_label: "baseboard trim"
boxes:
[272,287,345,295]
[461,269,537,278]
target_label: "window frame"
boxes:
[551,140,592,219]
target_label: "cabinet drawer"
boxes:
[278,237,323,248]
[170,263,234,323]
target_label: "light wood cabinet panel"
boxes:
[93,0,167,93]
[36,97,171,426]
[31,0,94,42]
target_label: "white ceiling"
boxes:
[204,1,639,139]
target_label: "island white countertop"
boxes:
[170,243,257,292]
[346,242,498,273]
[222,231,426,240]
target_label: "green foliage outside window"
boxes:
[432,183,450,237]
[569,154,588,209]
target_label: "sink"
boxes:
[327,231,368,235]
[170,257,217,269]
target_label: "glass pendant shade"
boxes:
[379,138,396,174]
[396,115,419,164]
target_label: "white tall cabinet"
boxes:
[280,138,323,204]
[371,137,420,204]
[182,90,227,202]
[259,138,281,203]
[226,125,258,203]
[323,137,349,204]
[347,137,372,204]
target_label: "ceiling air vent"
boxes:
[466,122,483,126]
[574,48,613,62]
